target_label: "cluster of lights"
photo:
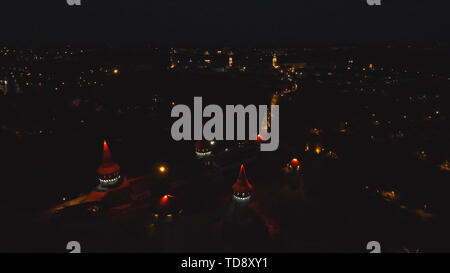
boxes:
[417,150,428,161]
[440,161,450,172]
[289,158,301,171]
[99,175,121,185]
[234,191,250,198]
[233,195,251,201]
[153,210,182,222]
[304,143,325,155]
[195,150,212,157]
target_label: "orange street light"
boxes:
[158,165,167,173]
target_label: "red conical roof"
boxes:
[232,164,253,193]
[97,140,120,176]
[158,194,175,208]
[157,194,179,214]
[102,140,113,163]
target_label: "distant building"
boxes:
[14,80,22,94]
[0,78,8,95]
[282,158,304,193]
[272,54,280,69]
[153,194,182,223]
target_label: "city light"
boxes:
[257,134,262,142]
[315,146,322,155]
[158,165,167,173]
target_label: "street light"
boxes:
[159,165,167,173]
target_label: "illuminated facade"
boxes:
[0,78,8,95]
[153,194,182,223]
[282,158,304,193]
[96,140,122,190]
[232,164,253,202]
[195,140,212,158]
[272,54,280,69]
[289,158,301,172]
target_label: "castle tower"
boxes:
[153,194,183,252]
[232,164,253,202]
[226,164,254,223]
[282,158,305,195]
[96,140,122,190]
[195,140,212,159]
[154,194,181,223]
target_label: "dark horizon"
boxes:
[3,0,450,46]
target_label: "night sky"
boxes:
[2,0,450,46]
